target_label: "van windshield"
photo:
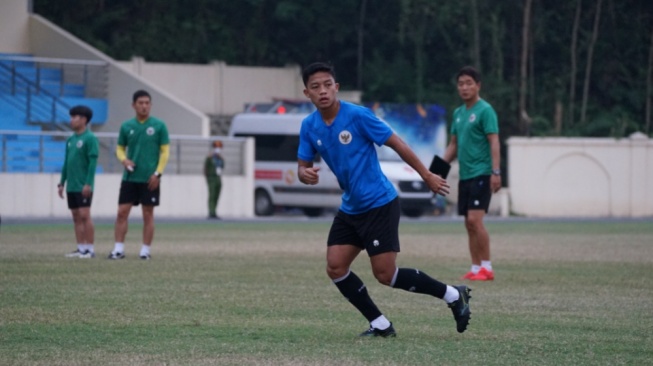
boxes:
[235,133,320,163]
[376,145,402,162]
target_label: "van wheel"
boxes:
[255,189,274,216]
[401,208,424,218]
[302,207,324,217]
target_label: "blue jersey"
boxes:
[298,101,397,214]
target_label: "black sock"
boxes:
[392,268,447,299]
[333,271,382,322]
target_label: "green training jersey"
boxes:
[118,116,170,183]
[59,129,99,192]
[451,98,499,180]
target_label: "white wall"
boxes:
[507,133,653,217]
[117,58,363,116]
[0,174,253,219]
[0,138,255,219]
[0,0,30,54]
[118,59,305,116]
[27,15,210,136]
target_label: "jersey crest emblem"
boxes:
[469,114,476,123]
[146,127,155,136]
[339,130,352,145]
[76,140,83,148]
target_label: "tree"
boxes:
[398,0,436,103]
[568,0,582,128]
[580,0,602,126]
[357,0,368,90]
[470,0,481,70]
[647,26,653,134]
[519,0,533,135]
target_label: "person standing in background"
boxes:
[443,66,501,281]
[204,140,225,219]
[59,105,99,258]
[109,90,170,260]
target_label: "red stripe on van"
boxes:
[255,169,283,180]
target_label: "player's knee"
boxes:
[465,217,483,232]
[326,264,347,280]
[372,269,394,286]
[116,210,129,222]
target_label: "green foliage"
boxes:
[32,0,653,138]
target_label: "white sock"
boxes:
[83,244,94,253]
[140,244,150,256]
[471,264,481,274]
[77,243,84,252]
[113,242,124,254]
[444,285,460,303]
[370,315,391,330]
[481,261,493,271]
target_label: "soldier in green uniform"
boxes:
[109,90,170,260]
[443,66,502,281]
[204,140,225,219]
[58,105,99,258]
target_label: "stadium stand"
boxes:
[0,53,108,173]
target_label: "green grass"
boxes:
[1,220,652,365]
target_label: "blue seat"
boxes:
[63,84,85,97]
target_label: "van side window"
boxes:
[234,133,320,162]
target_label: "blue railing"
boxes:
[0,56,108,130]
[1,130,248,176]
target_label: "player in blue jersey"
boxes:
[297,62,472,337]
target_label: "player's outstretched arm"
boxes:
[385,134,450,196]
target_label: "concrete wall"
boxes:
[27,15,210,136]
[118,59,305,116]
[0,0,30,54]
[0,138,255,219]
[117,58,362,116]
[507,133,653,217]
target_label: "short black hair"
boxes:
[457,66,481,84]
[301,62,336,86]
[69,105,93,124]
[132,89,151,103]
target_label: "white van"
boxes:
[229,113,436,217]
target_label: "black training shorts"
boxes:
[458,175,492,216]
[118,180,160,206]
[327,197,401,257]
[67,192,93,209]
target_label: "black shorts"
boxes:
[67,192,93,209]
[118,181,160,206]
[327,197,401,257]
[458,175,492,216]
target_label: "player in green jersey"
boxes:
[109,90,170,260]
[443,66,502,281]
[58,105,99,258]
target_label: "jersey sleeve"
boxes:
[160,122,170,145]
[358,107,393,146]
[59,140,69,185]
[297,120,316,162]
[117,124,127,146]
[85,136,99,187]
[481,106,499,134]
[450,108,460,136]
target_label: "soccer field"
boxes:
[1,219,651,365]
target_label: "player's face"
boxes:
[132,96,151,120]
[303,72,339,110]
[69,114,86,131]
[457,75,480,103]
